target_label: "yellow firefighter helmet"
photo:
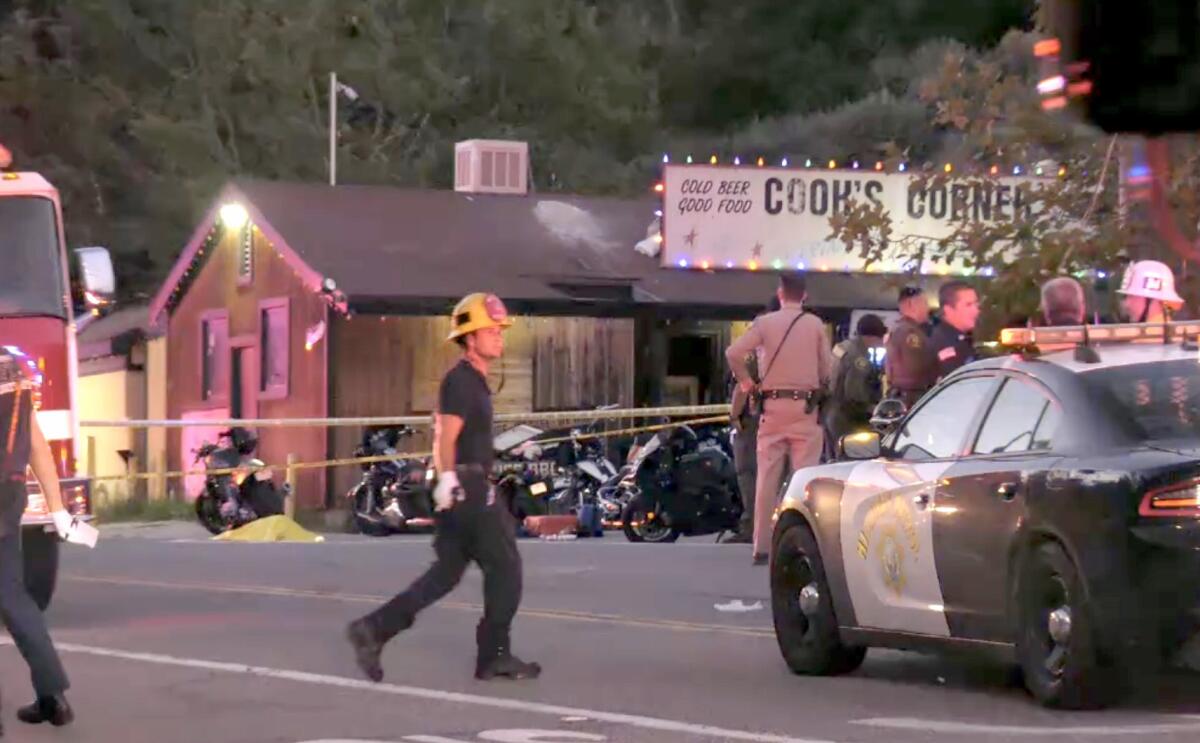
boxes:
[447,293,513,341]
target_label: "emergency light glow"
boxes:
[219,202,249,230]
[1037,75,1066,94]
[999,320,1200,349]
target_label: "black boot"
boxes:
[17,694,73,726]
[475,622,541,681]
[346,618,387,683]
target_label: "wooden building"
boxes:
[149,179,935,511]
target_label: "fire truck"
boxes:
[0,143,112,609]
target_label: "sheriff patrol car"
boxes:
[770,321,1200,709]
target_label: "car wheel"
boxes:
[771,521,865,675]
[1016,541,1122,709]
[22,526,59,612]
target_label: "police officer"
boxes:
[347,293,540,682]
[929,280,980,380]
[884,286,936,408]
[1118,259,1184,323]
[725,273,832,566]
[0,348,74,729]
[827,314,887,445]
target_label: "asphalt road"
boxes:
[3,521,1200,743]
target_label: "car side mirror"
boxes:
[839,432,881,461]
[869,398,907,434]
[73,246,116,316]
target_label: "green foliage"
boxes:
[0,0,1037,304]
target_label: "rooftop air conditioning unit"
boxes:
[454,140,528,195]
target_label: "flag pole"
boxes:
[329,71,337,186]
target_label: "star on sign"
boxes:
[751,242,764,258]
[684,227,699,247]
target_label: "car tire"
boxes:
[771,521,866,675]
[1016,541,1122,709]
[22,526,59,612]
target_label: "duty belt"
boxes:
[760,389,817,401]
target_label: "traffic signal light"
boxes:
[1039,1,1200,134]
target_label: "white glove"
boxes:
[51,510,74,539]
[433,471,462,511]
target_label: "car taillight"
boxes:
[1139,478,1200,517]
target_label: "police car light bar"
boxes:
[999,321,1200,348]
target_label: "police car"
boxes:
[770,321,1200,709]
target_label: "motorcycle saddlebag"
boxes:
[522,514,578,538]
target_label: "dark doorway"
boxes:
[667,335,717,405]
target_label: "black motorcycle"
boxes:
[620,424,741,543]
[193,427,289,535]
[346,426,435,536]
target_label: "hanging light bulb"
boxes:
[733,156,741,165]
[756,157,765,167]
[710,155,718,164]
[686,155,693,164]
[662,153,670,163]
[828,160,837,169]
[781,157,789,167]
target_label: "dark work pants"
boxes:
[365,470,523,655]
[0,481,69,698]
[732,418,758,538]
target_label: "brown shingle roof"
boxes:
[156,179,942,320]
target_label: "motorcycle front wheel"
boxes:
[350,484,393,537]
[621,495,680,543]
[195,493,227,535]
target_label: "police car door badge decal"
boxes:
[856,490,921,597]
[840,460,954,637]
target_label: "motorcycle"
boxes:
[619,423,741,543]
[193,427,289,535]
[492,412,622,524]
[346,426,435,536]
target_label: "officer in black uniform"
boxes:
[929,280,980,380]
[347,293,540,682]
[0,348,74,730]
[884,286,936,408]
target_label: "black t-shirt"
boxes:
[929,323,976,379]
[438,360,494,468]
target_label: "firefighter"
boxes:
[929,280,980,380]
[884,286,936,408]
[1117,259,1184,323]
[725,273,832,566]
[346,293,540,682]
[827,314,887,446]
[0,348,74,729]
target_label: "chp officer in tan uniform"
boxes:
[726,273,832,565]
[884,285,936,408]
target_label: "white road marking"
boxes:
[0,639,835,743]
[855,717,1200,736]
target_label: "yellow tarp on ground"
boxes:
[211,515,326,543]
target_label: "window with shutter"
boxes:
[259,298,289,399]
[200,311,230,401]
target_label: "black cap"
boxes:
[898,285,924,302]
[856,313,888,338]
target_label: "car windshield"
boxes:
[0,195,66,319]
[1082,359,1200,441]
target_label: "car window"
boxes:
[891,377,994,461]
[972,379,1060,454]
[1082,360,1200,441]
